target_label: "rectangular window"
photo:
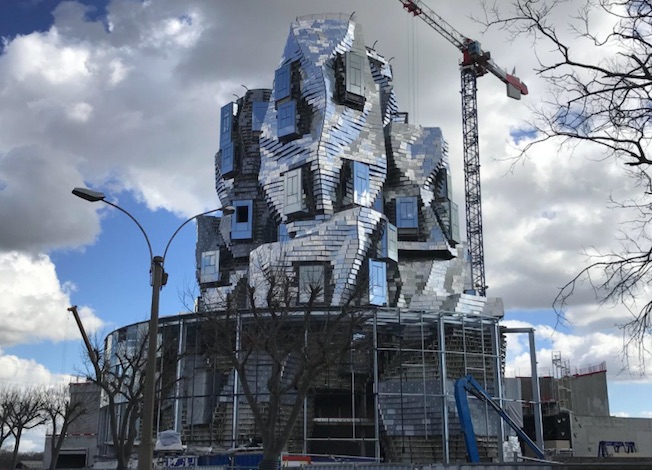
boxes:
[284,167,303,214]
[345,52,364,97]
[396,196,418,229]
[220,102,234,148]
[353,161,370,206]
[450,201,460,243]
[231,200,253,240]
[277,100,297,138]
[275,63,291,102]
[299,264,325,304]
[200,251,220,283]
[369,259,387,306]
[252,101,268,131]
[381,221,398,262]
[278,223,289,242]
[221,142,234,175]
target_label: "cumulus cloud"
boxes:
[0,252,103,346]
[0,0,648,387]
[502,319,652,380]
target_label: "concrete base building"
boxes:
[43,381,101,469]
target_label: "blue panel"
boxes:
[231,200,253,240]
[277,100,297,138]
[396,197,418,228]
[373,189,383,213]
[221,142,234,175]
[369,259,387,306]
[275,63,291,101]
[252,101,268,131]
[220,102,234,148]
[353,161,370,206]
[278,223,289,242]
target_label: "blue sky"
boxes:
[1,0,651,452]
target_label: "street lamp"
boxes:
[72,187,232,470]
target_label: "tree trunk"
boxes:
[10,427,22,470]
[258,458,280,470]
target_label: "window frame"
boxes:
[298,264,326,304]
[220,102,234,148]
[396,196,419,229]
[200,250,220,283]
[277,100,298,138]
[231,200,254,240]
[221,142,235,175]
[284,167,303,215]
[353,161,370,206]
[275,63,291,102]
[369,259,388,306]
[345,52,365,97]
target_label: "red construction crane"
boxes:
[400,0,528,296]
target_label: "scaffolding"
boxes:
[552,351,572,413]
[163,309,503,464]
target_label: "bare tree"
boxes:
[82,328,180,470]
[199,263,370,470]
[6,388,46,470]
[43,386,87,470]
[0,387,18,452]
[480,0,652,355]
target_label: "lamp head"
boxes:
[221,205,236,216]
[72,187,106,202]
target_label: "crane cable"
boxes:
[406,10,420,125]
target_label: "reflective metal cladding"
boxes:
[197,14,503,317]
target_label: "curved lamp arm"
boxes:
[162,208,222,262]
[102,200,154,262]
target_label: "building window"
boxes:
[220,102,234,148]
[231,200,253,240]
[373,189,384,213]
[450,201,460,243]
[396,197,418,229]
[252,101,268,132]
[200,251,220,283]
[278,223,289,242]
[284,167,304,214]
[298,264,325,304]
[380,221,398,262]
[275,63,291,102]
[335,52,366,109]
[346,52,364,97]
[353,161,370,206]
[369,259,387,306]
[277,100,298,138]
[221,142,234,176]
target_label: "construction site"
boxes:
[51,2,652,469]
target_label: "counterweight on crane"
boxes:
[400,0,528,296]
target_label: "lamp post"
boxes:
[72,187,234,470]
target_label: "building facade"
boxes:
[96,14,508,465]
[190,13,504,463]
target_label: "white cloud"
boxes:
[502,319,652,381]
[0,252,103,346]
[0,0,648,386]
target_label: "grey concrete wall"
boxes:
[570,372,609,417]
[572,415,652,457]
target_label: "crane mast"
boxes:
[399,0,528,296]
